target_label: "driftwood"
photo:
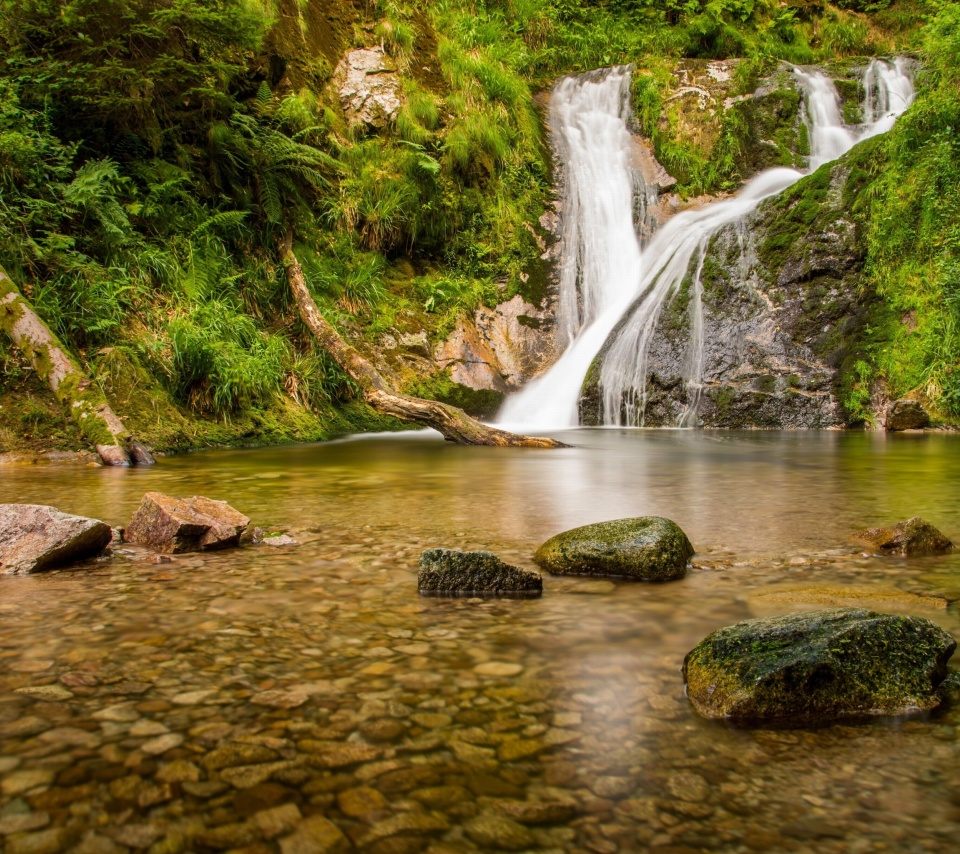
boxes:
[279,234,565,448]
[0,265,154,466]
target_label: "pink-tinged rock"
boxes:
[0,504,112,574]
[125,492,249,553]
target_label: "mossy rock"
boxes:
[533,517,694,582]
[683,608,957,726]
[419,549,542,597]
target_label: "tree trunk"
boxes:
[279,235,566,449]
[0,265,155,466]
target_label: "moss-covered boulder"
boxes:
[418,549,542,597]
[852,517,954,556]
[683,608,956,726]
[885,399,931,431]
[533,517,693,581]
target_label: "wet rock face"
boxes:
[533,517,694,581]
[852,517,954,556]
[0,504,112,574]
[683,608,957,725]
[125,492,250,554]
[418,549,542,597]
[885,399,931,431]
[583,159,869,429]
[334,47,400,128]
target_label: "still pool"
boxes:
[2,429,959,852]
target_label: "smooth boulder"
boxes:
[125,492,249,553]
[852,517,953,556]
[683,608,956,725]
[533,517,693,581]
[885,399,930,431]
[0,504,112,574]
[419,549,542,597]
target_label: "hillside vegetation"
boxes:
[0,0,954,456]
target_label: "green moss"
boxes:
[404,370,504,418]
[684,608,957,725]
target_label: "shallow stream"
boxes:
[2,430,960,852]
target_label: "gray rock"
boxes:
[0,504,112,574]
[534,517,694,581]
[125,492,249,553]
[683,608,956,725]
[852,517,953,556]
[885,399,931,431]
[334,47,400,128]
[419,549,542,597]
[399,331,430,358]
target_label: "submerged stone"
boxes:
[885,399,931,431]
[683,608,956,725]
[852,517,953,556]
[533,517,693,581]
[418,549,542,597]
[125,492,249,553]
[0,504,112,574]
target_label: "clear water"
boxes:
[2,431,960,852]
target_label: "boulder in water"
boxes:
[125,492,249,553]
[852,517,953,556]
[533,517,693,581]
[885,399,931,431]
[419,549,542,597]
[683,608,956,725]
[0,504,112,574]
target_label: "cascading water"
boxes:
[496,67,645,430]
[497,58,915,430]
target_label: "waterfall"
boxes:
[497,59,915,431]
[496,67,645,430]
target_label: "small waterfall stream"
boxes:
[497,59,915,431]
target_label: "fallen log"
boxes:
[279,234,565,448]
[0,264,155,466]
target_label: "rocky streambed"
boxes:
[2,430,960,852]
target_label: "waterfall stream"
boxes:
[497,59,915,431]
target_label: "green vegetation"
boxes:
[0,0,955,455]
[844,1,960,423]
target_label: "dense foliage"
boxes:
[0,0,955,451]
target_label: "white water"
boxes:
[496,67,643,430]
[497,59,915,431]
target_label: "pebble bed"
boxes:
[2,431,960,853]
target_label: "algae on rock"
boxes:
[684,608,957,726]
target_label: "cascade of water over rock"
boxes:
[496,59,915,430]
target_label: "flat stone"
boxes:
[262,534,298,547]
[140,733,184,755]
[753,586,949,610]
[358,812,450,846]
[418,549,542,597]
[125,492,249,553]
[464,813,535,851]
[590,776,636,800]
[280,815,349,854]
[0,716,51,737]
[182,781,229,799]
[337,786,388,818]
[38,726,100,747]
[171,689,217,705]
[92,704,139,723]
[1,769,55,796]
[220,761,296,789]
[5,828,66,854]
[0,812,50,835]
[253,803,302,839]
[497,739,548,762]
[204,742,279,770]
[495,799,578,824]
[156,759,201,783]
[250,689,309,709]
[108,825,164,849]
[0,503,112,574]
[303,743,382,769]
[666,771,710,803]
[193,821,258,850]
[473,662,524,677]
[130,719,169,736]
[14,686,73,701]
[534,517,694,581]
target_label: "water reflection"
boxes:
[1,431,959,851]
